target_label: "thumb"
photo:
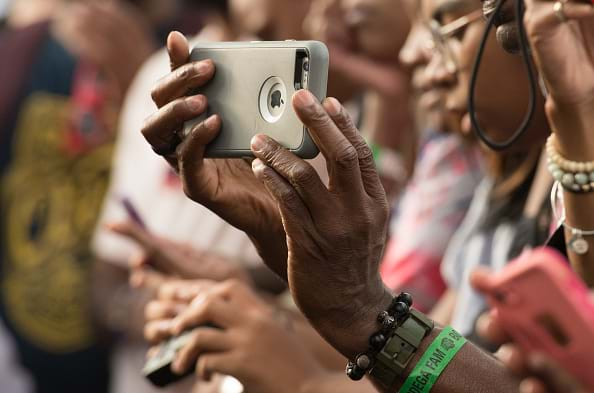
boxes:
[167,31,190,71]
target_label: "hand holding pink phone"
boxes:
[475,247,594,389]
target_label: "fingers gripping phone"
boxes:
[478,247,594,389]
[183,41,329,158]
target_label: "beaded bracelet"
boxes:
[346,292,414,381]
[346,292,435,390]
[546,135,594,193]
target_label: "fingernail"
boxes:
[204,115,217,130]
[252,158,266,172]
[324,97,341,116]
[294,89,316,107]
[197,60,212,74]
[495,345,512,363]
[186,96,204,112]
[250,134,267,152]
[171,359,183,374]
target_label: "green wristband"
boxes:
[399,326,467,393]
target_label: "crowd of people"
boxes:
[1,0,593,392]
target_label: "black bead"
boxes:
[391,301,409,317]
[397,292,413,307]
[369,332,387,350]
[346,364,366,381]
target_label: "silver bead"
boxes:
[576,173,589,185]
[589,172,594,182]
[561,173,575,187]
[356,354,371,370]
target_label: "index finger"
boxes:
[292,90,365,196]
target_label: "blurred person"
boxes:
[475,0,594,391]
[378,0,484,313]
[0,1,155,392]
[91,1,319,392]
[406,0,554,341]
[480,0,594,286]
[305,0,414,198]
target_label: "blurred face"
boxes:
[399,0,446,123]
[423,0,545,146]
[229,0,312,39]
[341,0,411,61]
[229,0,271,36]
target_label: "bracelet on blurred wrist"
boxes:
[546,135,594,193]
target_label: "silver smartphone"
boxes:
[183,41,329,159]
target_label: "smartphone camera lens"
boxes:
[303,59,310,72]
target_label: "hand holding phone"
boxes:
[475,247,594,389]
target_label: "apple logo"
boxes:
[270,89,284,109]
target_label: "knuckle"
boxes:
[308,105,332,127]
[288,163,316,185]
[332,108,353,130]
[334,143,359,167]
[261,141,284,164]
[355,141,374,163]
[175,64,192,84]
[277,184,300,206]
[150,85,162,105]
[141,113,156,137]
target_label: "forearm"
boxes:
[548,100,594,286]
[325,288,519,393]
[371,327,519,393]
[299,372,377,393]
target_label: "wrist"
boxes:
[315,282,393,360]
[547,99,594,161]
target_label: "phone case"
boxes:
[183,41,329,159]
[479,247,594,389]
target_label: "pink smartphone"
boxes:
[478,247,594,389]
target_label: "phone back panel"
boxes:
[484,247,594,388]
[185,41,328,158]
